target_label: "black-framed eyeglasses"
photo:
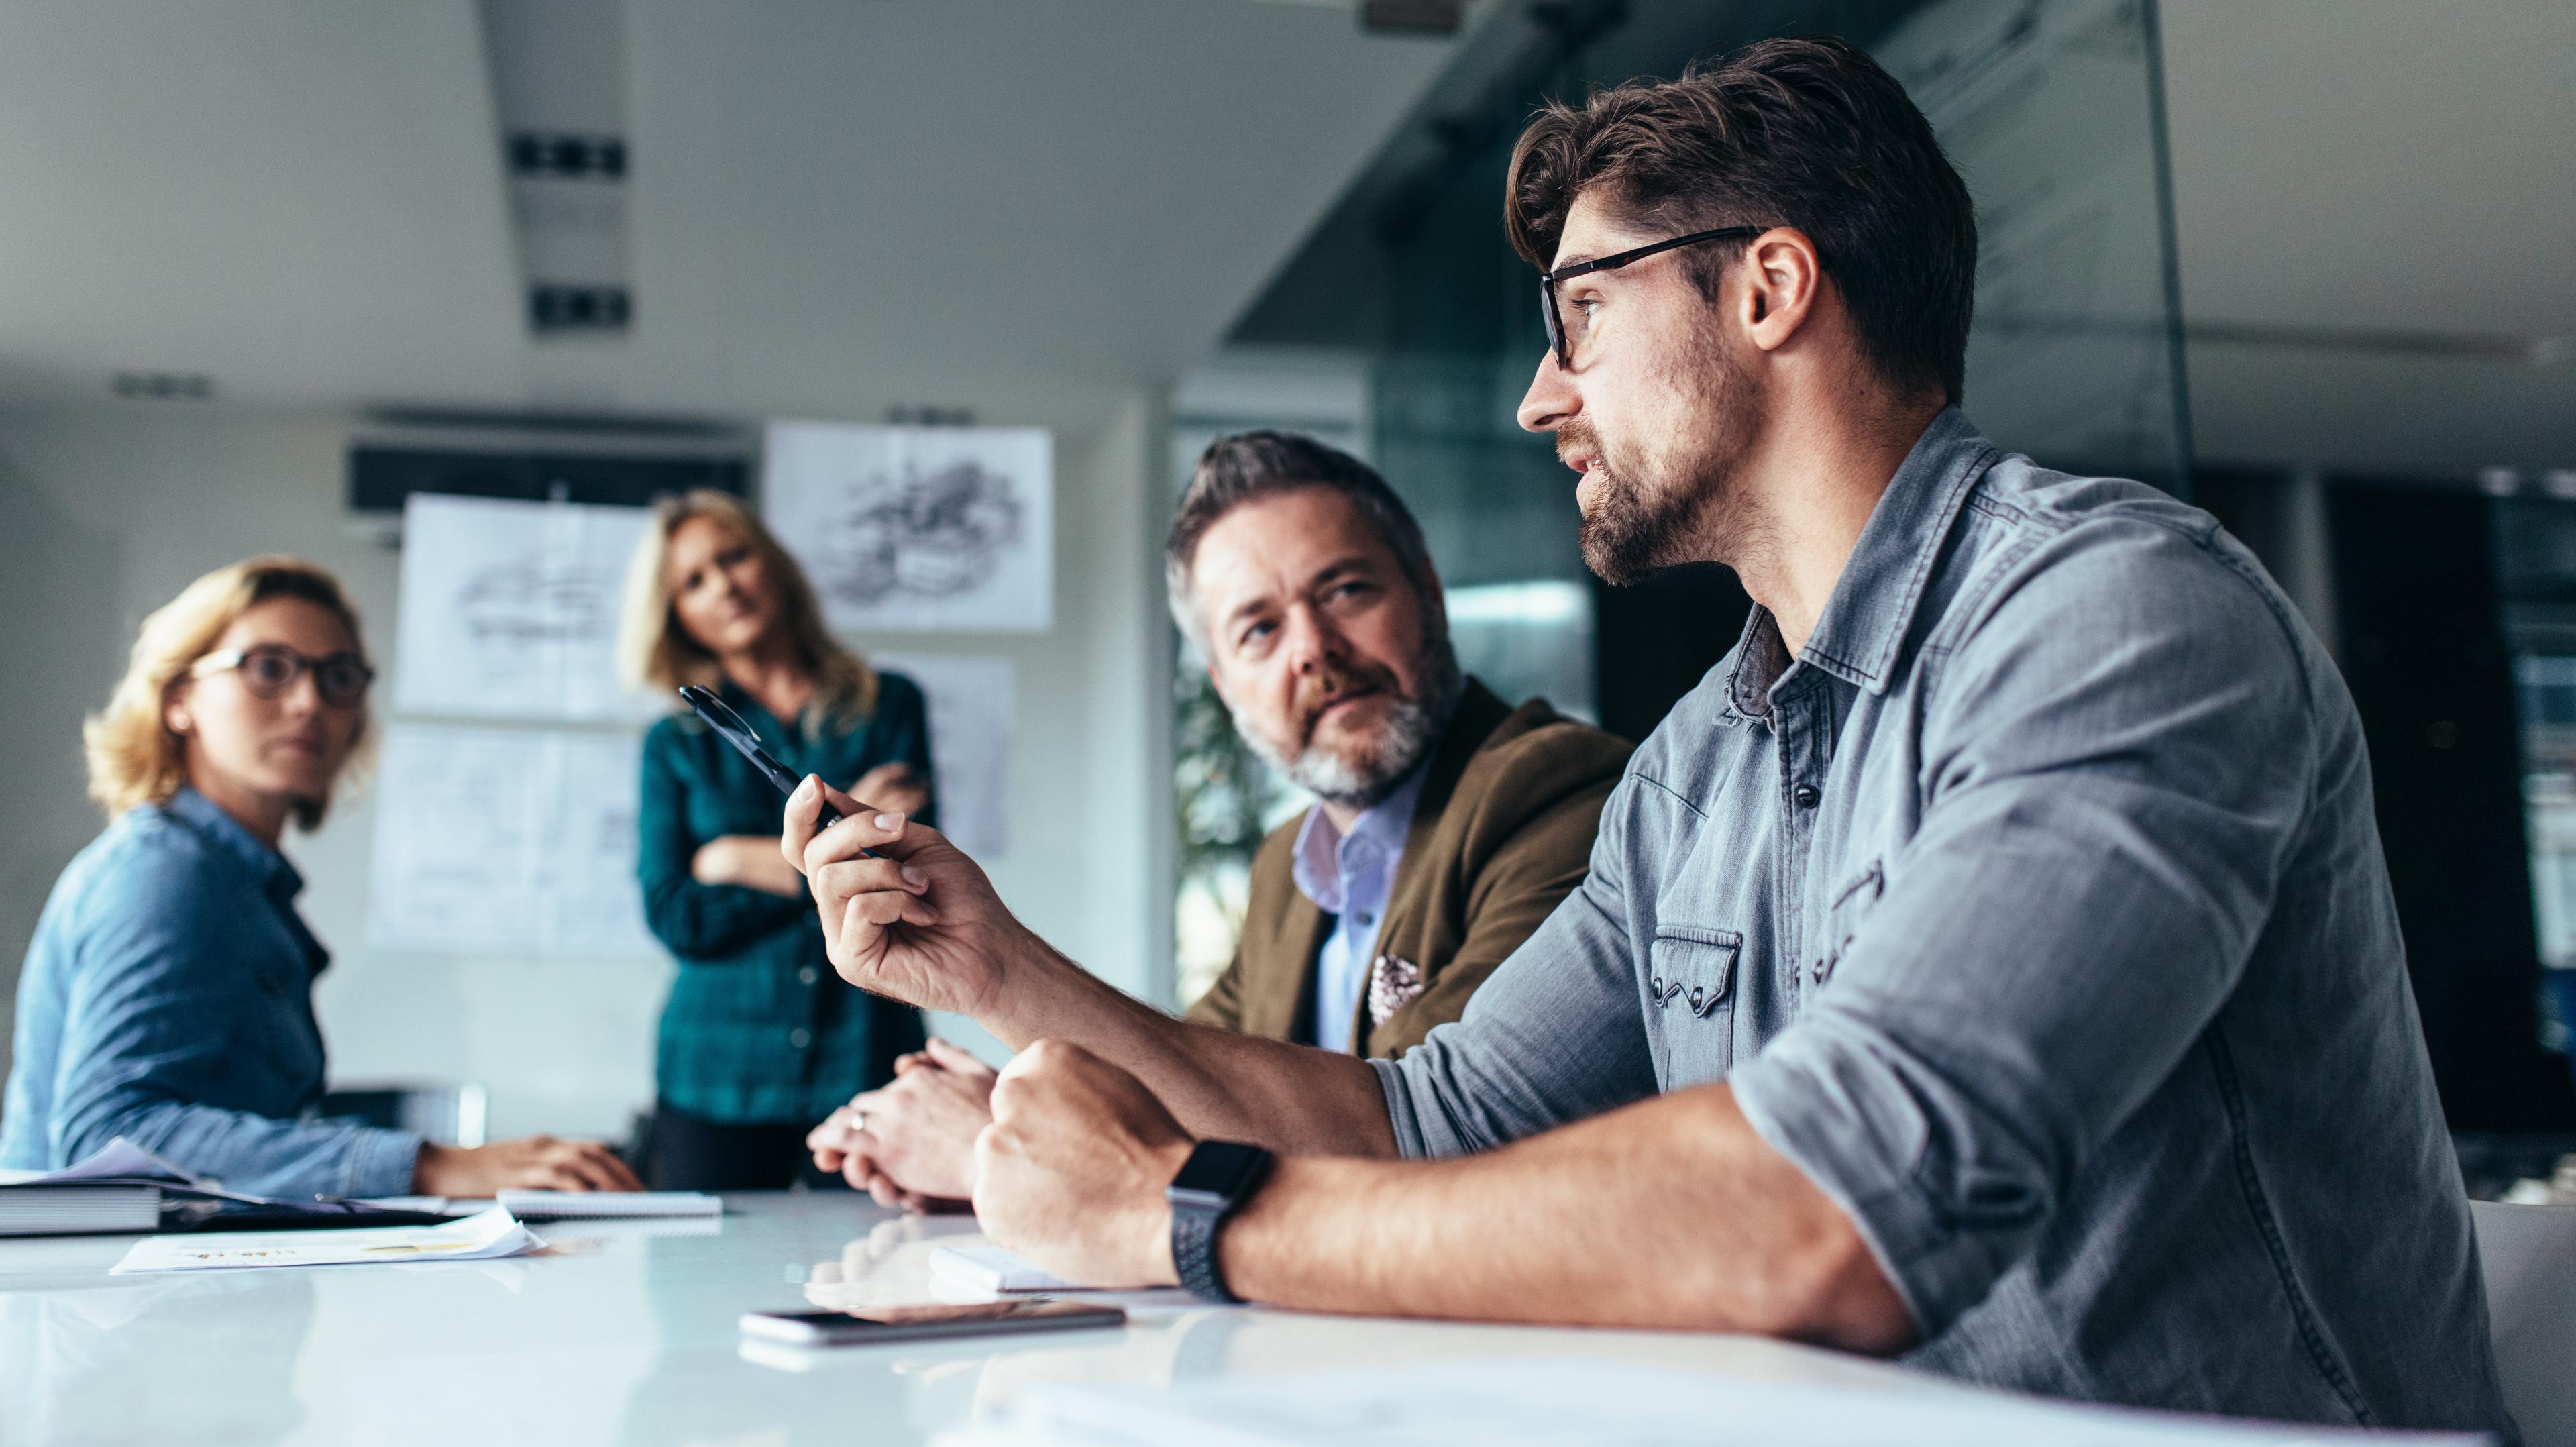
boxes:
[1539,225,1767,371]
[192,644,376,708]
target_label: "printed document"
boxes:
[111,1205,542,1274]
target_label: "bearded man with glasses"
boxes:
[783,38,2504,1432]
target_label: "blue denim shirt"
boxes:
[1,788,419,1197]
[1375,410,2506,1431]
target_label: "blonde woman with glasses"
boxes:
[620,492,934,1190]
[0,557,639,1197]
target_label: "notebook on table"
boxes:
[0,1183,166,1236]
[494,1190,722,1220]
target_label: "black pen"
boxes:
[676,685,875,855]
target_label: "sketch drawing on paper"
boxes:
[366,723,659,957]
[393,493,656,722]
[455,560,619,645]
[821,454,1022,607]
[763,422,1053,633]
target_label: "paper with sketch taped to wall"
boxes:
[366,722,657,956]
[873,653,1012,859]
[111,1205,541,1274]
[947,1357,2486,1447]
[393,493,657,722]
[763,422,1053,632]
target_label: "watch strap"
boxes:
[1171,1197,1240,1304]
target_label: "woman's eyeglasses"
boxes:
[191,644,376,708]
[1539,225,1767,371]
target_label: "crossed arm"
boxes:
[777,779,1913,1350]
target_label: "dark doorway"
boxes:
[2331,483,2576,1131]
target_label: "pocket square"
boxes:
[1367,953,1426,1028]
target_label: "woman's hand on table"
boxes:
[413,1136,642,1195]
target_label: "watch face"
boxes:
[1171,1140,1269,1199]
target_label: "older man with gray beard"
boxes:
[806,430,1631,1208]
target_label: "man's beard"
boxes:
[1238,633,1463,810]
[1566,335,1765,586]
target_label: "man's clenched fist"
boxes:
[971,1040,1195,1289]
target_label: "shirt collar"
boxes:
[165,786,304,902]
[1289,757,1433,915]
[1725,407,1998,709]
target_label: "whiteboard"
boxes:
[366,722,658,957]
[392,494,657,722]
[763,422,1053,632]
[874,653,1013,860]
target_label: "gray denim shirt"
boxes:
[1373,409,2505,1432]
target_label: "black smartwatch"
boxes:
[1166,1139,1273,1304]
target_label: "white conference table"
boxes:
[0,1191,1955,1446]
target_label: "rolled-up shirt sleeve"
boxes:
[1374,778,1660,1158]
[1730,521,2318,1335]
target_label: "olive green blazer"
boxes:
[1186,678,1633,1059]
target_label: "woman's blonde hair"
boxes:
[616,490,877,729]
[84,556,376,830]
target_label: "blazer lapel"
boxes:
[1239,827,1335,1045]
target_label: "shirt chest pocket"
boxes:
[1645,926,1741,1091]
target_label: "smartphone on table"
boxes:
[738,1299,1126,1348]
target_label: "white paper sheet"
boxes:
[873,653,1013,858]
[0,1138,196,1186]
[365,722,657,956]
[763,422,1053,632]
[111,1206,541,1274]
[393,494,656,722]
[953,1358,2485,1447]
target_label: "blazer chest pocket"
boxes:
[1646,926,1741,1090]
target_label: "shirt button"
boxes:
[788,1028,812,1049]
[799,966,820,985]
[1792,784,1821,809]
[1356,912,1374,926]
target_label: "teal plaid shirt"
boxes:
[637,674,932,1125]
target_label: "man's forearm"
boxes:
[1212,1083,1917,1349]
[983,934,1397,1159]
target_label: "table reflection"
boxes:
[1,1273,317,1447]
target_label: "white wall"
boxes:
[0,398,1170,1141]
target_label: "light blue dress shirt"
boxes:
[0,788,419,1197]
[1289,763,1430,1053]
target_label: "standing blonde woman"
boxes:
[0,557,638,1197]
[620,491,934,1189]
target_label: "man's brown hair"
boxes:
[1506,36,1977,405]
